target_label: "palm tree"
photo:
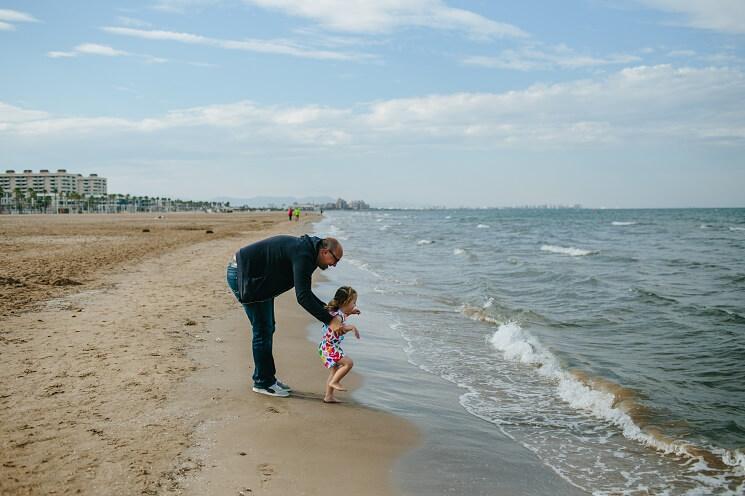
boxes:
[13,187,24,214]
[28,188,36,213]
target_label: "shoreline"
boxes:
[0,213,418,495]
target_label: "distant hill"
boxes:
[211,195,336,208]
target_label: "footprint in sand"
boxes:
[257,463,274,486]
[264,406,282,414]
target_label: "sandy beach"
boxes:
[0,212,417,495]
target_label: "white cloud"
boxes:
[243,0,528,39]
[152,0,222,14]
[2,65,743,147]
[102,26,370,61]
[638,0,745,34]
[0,8,39,31]
[117,16,153,28]
[464,45,641,71]
[47,43,130,59]
[667,49,697,57]
[47,51,77,58]
[0,9,38,23]
[76,43,130,57]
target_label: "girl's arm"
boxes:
[328,315,344,336]
[341,323,360,339]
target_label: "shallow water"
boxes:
[314,208,745,495]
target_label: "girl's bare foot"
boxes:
[323,396,340,403]
[329,382,347,391]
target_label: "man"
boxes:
[226,235,347,397]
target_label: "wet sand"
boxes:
[0,212,417,495]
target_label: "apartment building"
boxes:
[0,169,107,196]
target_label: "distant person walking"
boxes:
[293,207,300,221]
[287,207,293,221]
[226,235,352,397]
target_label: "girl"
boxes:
[319,286,360,403]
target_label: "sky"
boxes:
[1,0,744,208]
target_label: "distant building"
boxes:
[318,197,371,211]
[0,169,107,196]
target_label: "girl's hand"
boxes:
[345,325,360,339]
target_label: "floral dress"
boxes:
[319,310,346,368]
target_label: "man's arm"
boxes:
[293,256,333,325]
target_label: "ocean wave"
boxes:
[540,244,597,257]
[345,258,383,278]
[379,225,389,231]
[417,239,434,245]
[477,224,490,229]
[453,248,465,256]
[488,322,745,475]
[729,227,745,231]
[612,221,637,226]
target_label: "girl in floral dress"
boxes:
[319,286,360,403]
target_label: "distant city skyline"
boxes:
[1,1,744,208]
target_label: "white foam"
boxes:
[379,225,389,231]
[417,239,434,245]
[541,244,597,257]
[345,258,382,278]
[453,248,465,256]
[487,322,712,465]
[477,224,490,228]
[445,215,452,219]
[612,221,637,226]
[729,227,745,231]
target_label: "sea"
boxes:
[311,208,745,496]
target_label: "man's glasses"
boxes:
[328,249,340,264]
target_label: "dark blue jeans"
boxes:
[227,264,276,389]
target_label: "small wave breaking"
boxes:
[417,239,434,245]
[487,321,745,475]
[540,244,597,257]
[612,221,637,226]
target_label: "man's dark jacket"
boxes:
[235,234,332,325]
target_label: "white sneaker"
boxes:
[274,379,292,392]
[252,384,289,397]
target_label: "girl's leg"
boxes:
[328,357,353,391]
[324,367,339,403]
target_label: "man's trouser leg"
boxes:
[242,299,276,389]
[226,264,276,389]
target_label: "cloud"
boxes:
[242,0,528,39]
[47,43,130,59]
[0,9,38,23]
[638,0,745,34]
[101,26,371,61]
[2,65,743,147]
[0,8,39,30]
[76,43,130,56]
[464,45,641,71]
[152,0,222,14]
[667,49,697,57]
[116,16,153,28]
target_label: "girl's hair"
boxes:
[326,286,357,311]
